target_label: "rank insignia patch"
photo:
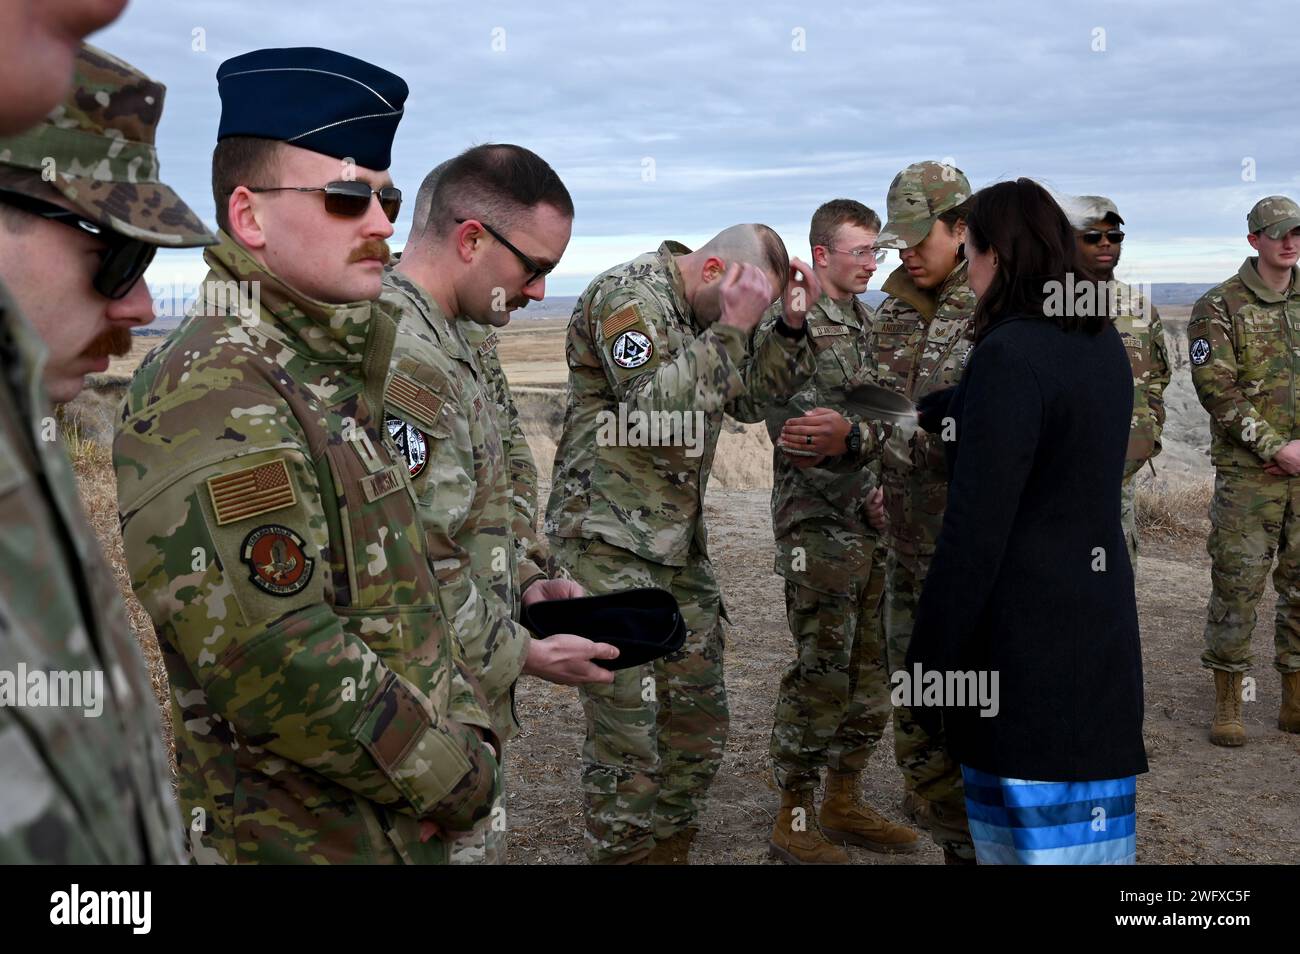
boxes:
[611,329,654,369]
[241,524,314,596]
[386,413,429,478]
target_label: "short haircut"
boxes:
[0,165,62,233]
[698,223,789,290]
[809,199,881,250]
[210,136,282,234]
[412,143,573,243]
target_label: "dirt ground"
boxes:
[73,308,1300,865]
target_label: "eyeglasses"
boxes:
[248,180,402,222]
[1080,229,1125,245]
[827,245,888,264]
[0,187,157,299]
[455,217,554,285]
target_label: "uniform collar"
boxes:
[879,259,968,322]
[656,240,695,326]
[203,231,383,362]
[382,268,475,363]
[817,292,867,330]
[1239,257,1300,303]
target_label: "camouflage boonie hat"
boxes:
[877,161,972,250]
[0,44,213,247]
[1248,196,1300,240]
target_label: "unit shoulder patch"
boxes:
[611,329,654,369]
[241,524,314,596]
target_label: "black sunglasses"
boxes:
[1080,229,1125,245]
[455,217,553,285]
[0,187,156,299]
[249,180,402,222]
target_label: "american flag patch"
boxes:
[206,459,297,526]
[602,304,642,340]
[387,373,443,432]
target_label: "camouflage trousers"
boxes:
[448,752,507,865]
[1202,468,1300,674]
[770,548,892,791]
[548,535,728,864]
[884,549,974,859]
[1120,472,1139,570]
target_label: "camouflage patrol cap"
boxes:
[0,44,213,247]
[1247,196,1300,240]
[1063,194,1124,229]
[877,161,972,250]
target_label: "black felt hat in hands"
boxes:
[521,587,687,671]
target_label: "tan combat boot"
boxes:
[821,772,920,853]
[647,827,695,865]
[1280,672,1300,733]
[1210,670,1246,747]
[901,787,934,831]
[769,789,849,865]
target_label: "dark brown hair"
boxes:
[965,178,1104,340]
[415,143,573,242]
[809,199,881,250]
[210,136,282,234]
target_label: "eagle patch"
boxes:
[241,524,314,596]
[611,329,654,369]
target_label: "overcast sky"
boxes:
[95,0,1297,298]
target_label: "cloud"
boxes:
[98,0,1293,295]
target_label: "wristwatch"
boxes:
[846,422,862,456]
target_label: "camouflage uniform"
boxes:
[747,294,892,792]
[544,241,814,862]
[382,272,540,864]
[1188,256,1300,675]
[0,44,215,864]
[114,236,500,864]
[1114,282,1171,566]
[459,316,559,582]
[862,260,976,857]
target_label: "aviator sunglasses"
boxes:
[248,180,403,223]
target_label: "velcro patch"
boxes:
[875,322,913,335]
[386,414,429,478]
[810,325,851,338]
[206,459,296,526]
[477,332,499,356]
[1190,337,1211,366]
[361,463,408,503]
[387,373,444,433]
[241,524,314,596]
[611,329,654,369]
[602,304,643,340]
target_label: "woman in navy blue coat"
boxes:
[904,178,1148,864]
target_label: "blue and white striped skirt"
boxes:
[961,765,1137,865]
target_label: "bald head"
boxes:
[696,223,789,287]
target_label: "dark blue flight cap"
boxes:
[216,47,407,171]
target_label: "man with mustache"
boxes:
[113,47,500,863]
[1065,196,1170,570]
[382,144,617,865]
[0,16,213,860]
[1188,195,1300,747]
[742,199,919,863]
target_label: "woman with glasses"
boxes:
[905,178,1148,865]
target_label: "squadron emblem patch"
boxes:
[1190,337,1211,367]
[611,329,653,369]
[385,413,429,478]
[241,524,314,596]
